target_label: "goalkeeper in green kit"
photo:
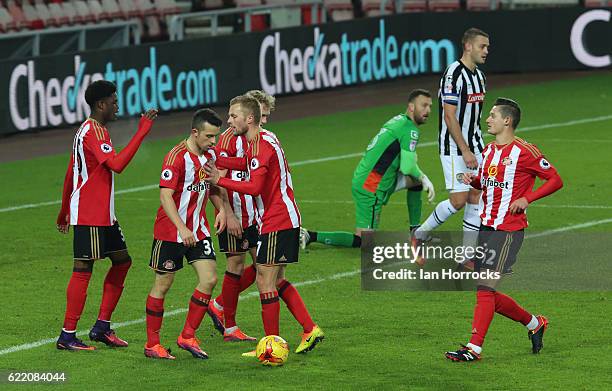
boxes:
[300,89,435,249]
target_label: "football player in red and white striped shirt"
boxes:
[445,98,563,362]
[144,108,228,360]
[207,90,277,342]
[205,95,325,356]
[56,80,158,351]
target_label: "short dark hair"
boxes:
[494,97,521,129]
[408,89,431,103]
[462,28,489,49]
[85,80,116,108]
[229,95,261,124]
[192,108,222,130]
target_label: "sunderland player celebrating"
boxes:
[205,95,324,355]
[56,80,157,351]
[445,98,563,362]
[207,90,277,342]
[414,28,490,261]
[301,89,435,248]
[144,109,227,360]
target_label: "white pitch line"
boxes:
[2,217,612,357]
[298,199,612,210]
[525,218,612,239]
[0,269,359,356]
[1,113,610,214]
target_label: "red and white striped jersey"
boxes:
[69,118,116,226]
[214,129,258,229]
[153,141,217,243]
[478,138,558,231]
[246,131,300,234]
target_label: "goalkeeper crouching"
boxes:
[301,89,435,249]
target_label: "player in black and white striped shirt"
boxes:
[414,28,490,259]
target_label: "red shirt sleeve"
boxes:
[84,126,114,164]
[522,151,563,203]
[216,142,273,196]
[159,153,183,191]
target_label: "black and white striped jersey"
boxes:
[438,60,486,156]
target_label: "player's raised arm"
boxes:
[104,110,158,173]
[215,155,248,171]
[204,162,267,196]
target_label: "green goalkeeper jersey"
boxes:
[352,113,423,202]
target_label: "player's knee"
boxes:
[154,272,174,295]
[449,197,467,210]
[73,260,94,273]
[110,253,132,266]
[226,256,245,274]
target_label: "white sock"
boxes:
[462,203,481,250]
[415,199,458,240]
[526,315,539,331]
[213,299,223,311]
[466,343,482,354]
[61,329,76,334]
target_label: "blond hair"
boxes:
[229,95,261,124]
[245,90,276,112]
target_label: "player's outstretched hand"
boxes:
[461,172,475,185]
[509,197,529,214]
[178,226,197,247]
[203,162,220,185]
[143,109,158,121]
[226,212,243,238]
[421,175,435,203]
[215,208,227,234]
[462,151,478,170]
[138,109,158,134]
[56,214,70,234]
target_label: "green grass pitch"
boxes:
[0,73,611,390]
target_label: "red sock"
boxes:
[494,292,532,325]
[239,264,257,291]
[146,295,164,347]
[98,261,131,321]
[63,271,92,331]
[277,279,315,333]
[181,289,211,339]
[469,290,496,348]
[214,264,257,307]
[221,272,241,329]
[260,291,280,336]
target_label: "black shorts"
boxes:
[256,228,300,266]
[149,237,216,273]
[475,225,524,275]
[73,222,127,260]
[218,224,259,254]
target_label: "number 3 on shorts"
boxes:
[202,240,212,256]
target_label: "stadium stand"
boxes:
[0,0,602,42]
[362,0,394,17]
[323,0,353,21]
